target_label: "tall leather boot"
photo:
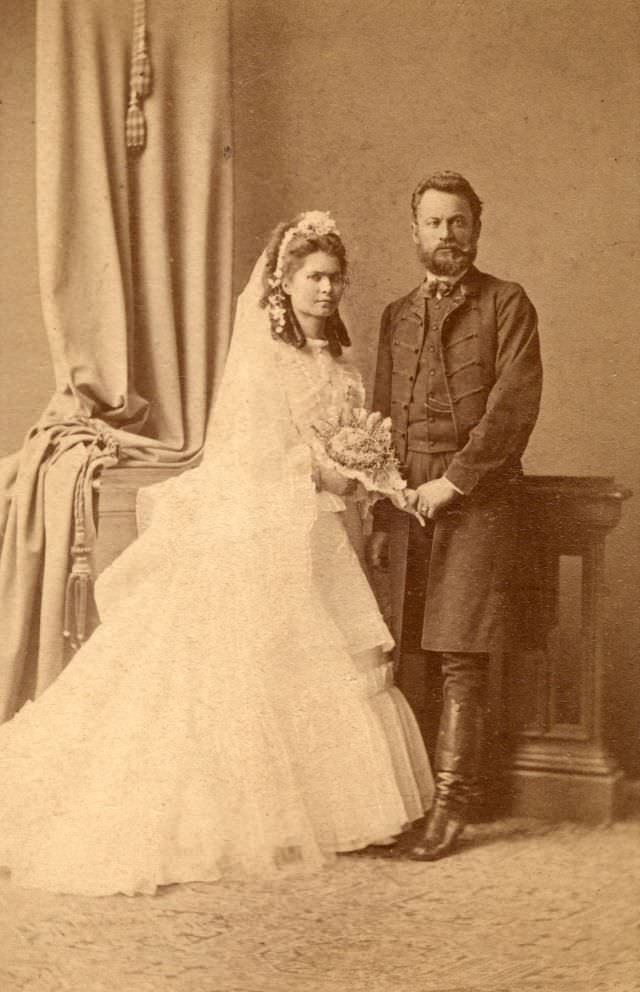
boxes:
[410,652,487,861]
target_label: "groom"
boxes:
[368,171,543,860]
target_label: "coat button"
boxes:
[413,348,419,354]
[429,369,435,376]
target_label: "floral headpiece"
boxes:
[268,211,341,336]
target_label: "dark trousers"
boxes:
[440,651,489,705]
[401,537,489,814]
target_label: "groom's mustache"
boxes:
[436,243,474,255]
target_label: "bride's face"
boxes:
[282,251,345,322]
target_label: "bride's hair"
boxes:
[260,216,351,357]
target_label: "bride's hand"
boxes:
[404,489,419,510]
[401,488,426,525]
[314,465,356,497]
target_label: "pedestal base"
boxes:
[508,768,624,824]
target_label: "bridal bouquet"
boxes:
[311,404,421,519]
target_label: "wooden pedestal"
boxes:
[506,476,631,823]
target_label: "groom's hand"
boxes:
[415,477,459,519]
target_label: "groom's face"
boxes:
[412,189,479,277]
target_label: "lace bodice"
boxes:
[276,338,365,444]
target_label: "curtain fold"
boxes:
[0,0,233,720]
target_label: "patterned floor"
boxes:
[1,817,639,992]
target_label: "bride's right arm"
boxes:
[311,457,356,497]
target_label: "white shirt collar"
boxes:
[424,267,469,289]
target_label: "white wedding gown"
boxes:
[0,271,432,896]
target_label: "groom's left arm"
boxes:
[443,282,543,495]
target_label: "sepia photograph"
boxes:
[0,1,638,990]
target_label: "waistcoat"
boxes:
[387,280,488,463]
[407,294,458,453]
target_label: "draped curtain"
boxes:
[0,0,233,720]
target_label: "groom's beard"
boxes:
[416,239,478,277]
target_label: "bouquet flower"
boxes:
[311,403,421,520]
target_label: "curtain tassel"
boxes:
[63,432,120,652]
[125,95,146,151]
[126,0,151,152]
[63,553,93,651]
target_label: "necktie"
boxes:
[425,279,454,298]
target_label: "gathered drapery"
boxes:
[0,0,233,720]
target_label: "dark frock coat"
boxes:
[372,266,543,655]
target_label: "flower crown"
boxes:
[267,211,341,336]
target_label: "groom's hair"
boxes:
[411,171,483,224]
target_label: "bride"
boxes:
[0,212,432,896]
